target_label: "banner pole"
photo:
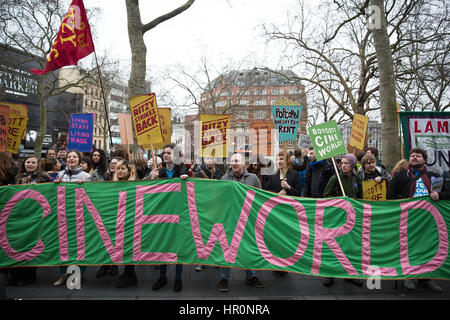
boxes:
[93,51,114,149]
[151,143,157,170]
[331,157,346,197]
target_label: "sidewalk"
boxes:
[4,265,450,300]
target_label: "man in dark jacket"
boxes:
[304,147,335,198]
[146,143,188,292]
[387,148,449,201]
[194,156,224,180]
[387,148,449,292]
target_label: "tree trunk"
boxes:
[34,76,47,157]
[125,0,147,98]
[370,0,400,169]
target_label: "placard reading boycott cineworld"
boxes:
[308,120,347,161]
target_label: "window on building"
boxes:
[237,111,249,119]
[253,110,266,119]
[239,100,249,106]
[254,100,266,106]
[272,89,283,95]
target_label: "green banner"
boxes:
[308,120,347,161]
[1,178,449,280]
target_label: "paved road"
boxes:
[4,265,450,300]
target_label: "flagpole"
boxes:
[93,51,114,150]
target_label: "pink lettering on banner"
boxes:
[133,184,181,262]
[361,203,397,276]
[311,198,358,275]
[57,187,69,261]
[399,200,448,275]
[0,190,51,261]
[186,181,255,263]
[74,188,126,263]
[255,196,309,267]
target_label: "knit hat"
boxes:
[342,153,357,169]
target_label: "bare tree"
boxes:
[125,0,195,99]
[0,0,98,155]
[263,0,448,168]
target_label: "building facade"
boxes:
[197,68,307,154]
[0,44,82,157]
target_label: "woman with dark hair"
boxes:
[106,157,123,181]
[90,148,108,181]
[80,156,92,173]
[0,153,17,297]
[40,158,61,181]
[112,144,130,161]
[16,155,51,185]
[7,155,51,286]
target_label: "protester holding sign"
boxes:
[145,143,188,292]
[52,150,91,287]
[6,155,51,286]
[387,148,449,292]
[304,147,335,198]
[323,153,363,288]
[113,160,138,288]
[263,151,301,197]
[356,155,391,184]
[218,152,264,292]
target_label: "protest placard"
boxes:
[7,114,28,154]
[68,113,94,152]
[130,93,163,148]
[251,120,274,156]
[143,108,171,150]
[308,121,347,161]
[117,113,133,146]
[271,99,303,142]
[400,111,450,175]
[200,114,230,157]
[0,105,10,152]
[349,113,369,151]
[362,180,387,201]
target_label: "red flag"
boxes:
[30,0,95,75]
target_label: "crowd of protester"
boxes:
[0,141,449,298]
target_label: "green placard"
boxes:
[308,120,347,160]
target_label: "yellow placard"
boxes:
[362,180,387,201]
[143,108,171,150]
[349,113,369,151]
[0,105,10,152]
[7,114,28,154]
[130,93,163,148]
[200,114,230,158]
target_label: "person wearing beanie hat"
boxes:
[322,152,363,288]
[324,154,361,198]
[342,153,357,169]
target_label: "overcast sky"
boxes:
[90,0,300,78]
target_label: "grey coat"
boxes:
[221,168,262,188]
